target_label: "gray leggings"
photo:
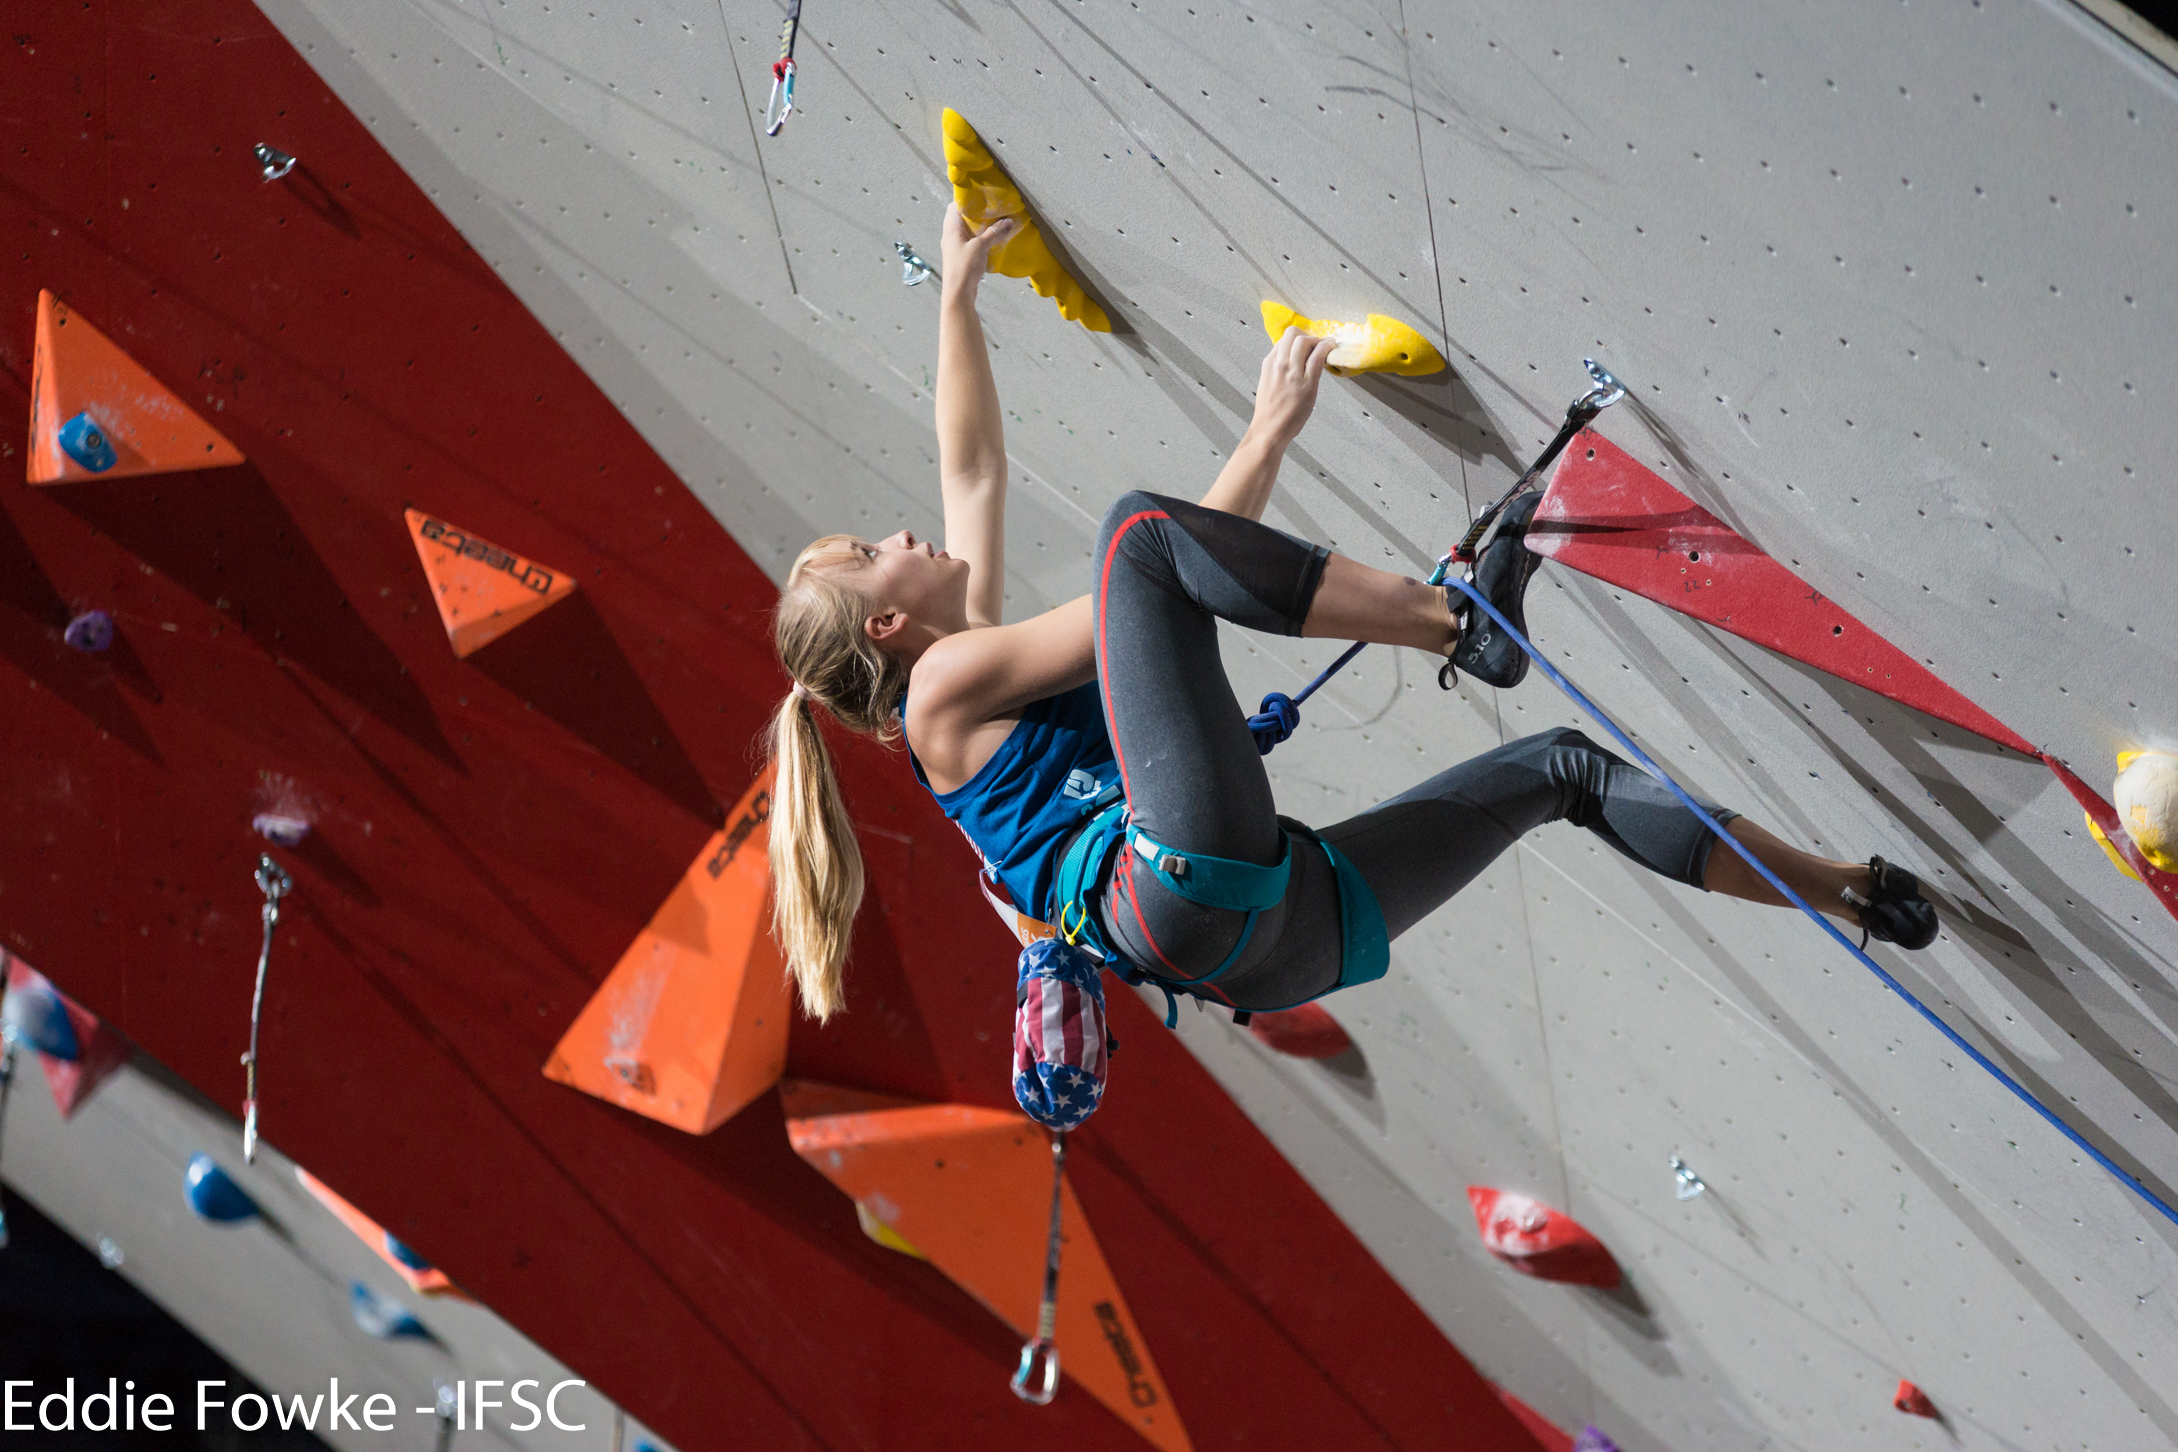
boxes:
[1088,491,1735,1010]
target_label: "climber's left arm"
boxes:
[936,203,1020,628]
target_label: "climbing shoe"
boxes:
[1843,856,1939,951]
[1448,489,1545,689]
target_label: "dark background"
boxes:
[0,1188,327,1450]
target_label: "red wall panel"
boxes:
[0,6,1543,1449]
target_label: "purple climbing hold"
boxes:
[63,610,114,653]
[1572,1428,1621,1452]
[252,813,312,848]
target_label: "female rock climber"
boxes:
[763,203,1938,1023]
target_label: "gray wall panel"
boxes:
[257,0,2178,1445]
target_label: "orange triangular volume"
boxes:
[292,1168,473,1301]
[26,289,244,484]
[545,769,789,1133]
[782,1082,1193,1452]
[404,508,576,658]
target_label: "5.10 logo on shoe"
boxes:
[5,1377,592,1434]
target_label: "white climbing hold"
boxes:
[2115,750,2178,873]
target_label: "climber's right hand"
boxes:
[1249,327,1336,446]
[941,202,1017,296]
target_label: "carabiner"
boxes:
[1576,356,1626,414]
[764,58,796,137]
[763,0,802,137]
[1011,1339,1060,1404]
[1012,1131,1068,1403]
[895,241,939,287]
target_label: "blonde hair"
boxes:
[766,537,912,1021]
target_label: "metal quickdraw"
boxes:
[241,853,292,1164]
[1452,358,1625,568]
[1011,1131,1066,1404]
[895,240,939,287]
[763,0,802,137]
[1432,358,1624,691]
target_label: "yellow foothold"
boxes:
[1259,301,1446,377]
[2087,816,2145,883]
[941,109,1111,333]
[2113,750,2178,874]
[855,1201,927,1259]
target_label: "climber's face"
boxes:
[807,530,971,646]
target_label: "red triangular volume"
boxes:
[1529,431,2035,756]
[3,952,130,1117]
[405,509,576,658]
[1466,1187,1621,1288]
[26,289,245,484]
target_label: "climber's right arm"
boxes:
[1198,327,1334,522]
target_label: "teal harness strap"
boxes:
[1121,826,1290,913]
[1317,835,1389,991]
[1046,796,1390,1028]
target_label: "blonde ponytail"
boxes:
[767,690,862,1021]
[766,536,914,1021]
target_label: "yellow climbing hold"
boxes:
[941,109,1111,333]
[1259,301,1446,377]
[2087,818,2144,884]
[855,1201,927,1259]
[2114,749,2178,873]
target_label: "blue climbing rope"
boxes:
[1248,362,1626,756]
[1441,572,2178,1232]
[1247,640,1368,754]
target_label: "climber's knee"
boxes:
[1526,726,1616,828]
[1100,489,1177,539]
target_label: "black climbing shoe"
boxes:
[1449,489,1545,689]
[1844,856,1939,951]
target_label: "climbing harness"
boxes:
[1034,783,1385,1030]
[763,0,801,137]
[1246,360,1625,752]
[1443,570,2178,1232]
[895,241,939,287]
[1011,1131,1066,1404]
[241,853,291,1164]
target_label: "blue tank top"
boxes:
[908,682,1119,922]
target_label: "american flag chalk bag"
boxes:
[1012,937,1115,1131]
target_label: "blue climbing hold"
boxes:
[2,980,80,1060]
[56,412,117,473]
[184,1153,262,1223]
[383,1231,434,1271]
[350,1281,430,1340]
